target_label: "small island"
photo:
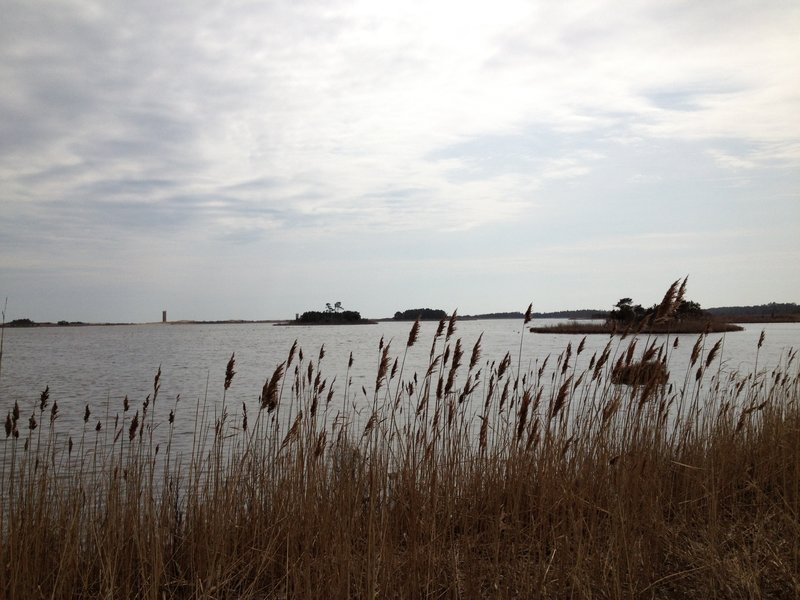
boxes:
[392,308,448,321]
[0,318,125,328]
[279,302,376,325]
[391,309,607,321]
[530,279,743,335]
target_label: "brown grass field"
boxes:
[1,302,799,598]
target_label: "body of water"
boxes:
[1,319,797,456]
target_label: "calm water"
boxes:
[1,319,798,453]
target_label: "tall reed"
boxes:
[1,310,798,598]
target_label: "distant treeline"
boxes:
[393,308,448,321]
[460,312,524,320]
[459,310,608,320]
[707,303,799,317]
[8,302,797,328]
[533,309,607,319]
[393,309,608,321]
[393,305,800,322]
[4,318,37,327]
[393,309,529,321]
[2,318,88,328]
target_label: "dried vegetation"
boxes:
[1,300,799,599]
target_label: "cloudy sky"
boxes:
[1,0,798,322]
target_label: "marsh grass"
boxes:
[1,310,799,599]
[530,318,744,335]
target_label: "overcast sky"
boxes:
[1,0,798,322]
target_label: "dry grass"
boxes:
[611,360,669,386]
[530,318,743,335]
[1,314,799,599]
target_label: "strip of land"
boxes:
[530,319,744,335]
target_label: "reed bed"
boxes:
[1,313,799,599]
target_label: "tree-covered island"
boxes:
[392,308,449,321]
[530,278,744,334]
[284,302,376,325]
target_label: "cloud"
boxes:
[1,0,798,319]
[707,142,800,171]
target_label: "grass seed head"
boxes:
[469,334,482,372]
[224,353,236,390]
[498,352,511,380]
[550,377,572,420]
[446,310,458,340]
[280,411,303,450]
[655,278,680,321]
[407,318,420,348]
[624,340,637,366]
[326,384,335,406]
[262,362,285,413]
[642,342,659,363]
[435,318,446,338]
[39,385,50,412]
[153,366,161,401]
[706,339,723,368]
[375,343,391,392]
[129,410,139,441]
[517,389,532,441]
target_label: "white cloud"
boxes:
[1,0,798,319]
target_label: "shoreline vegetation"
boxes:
[279,305,377,326]
[3,313,797,328]
[1,284,799,597]
[531,279,760,335]
[0,290,800,334]
[278,319,378,326]
[2,297,798,329]
[530,318,744,335]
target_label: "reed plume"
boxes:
[375,342,392,393]
[655,278,680,321]
[261,362,285,413]
[705,338,723,368]
[224,353,236,390]
[523,302,533,325]
[517,389,532,441]
[406,317,420,348]
[468,334,482,371]
[446,309,458,340]
[549,376,572,420]
[287,339,298,367]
